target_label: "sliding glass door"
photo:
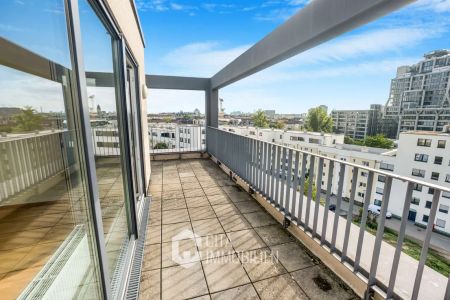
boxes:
[0,1,103,299]
[78,0,134,290]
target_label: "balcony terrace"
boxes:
[140,158,357,299]
[137,127,450,300]
[1,0,450,299]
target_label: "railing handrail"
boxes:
[207,126,450,194]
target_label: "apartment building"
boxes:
[389,130,450,234]
[148,124,206,151]
[331,104,383,139]
[221,126,344,146]
[221,126,394,206]
[382,50,450,138]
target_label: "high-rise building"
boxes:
[331,104,383,139]
[382,50,450,138]
[319,104,328,114]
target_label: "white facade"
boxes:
[389,131,450,233]
[149,124,206,152]
[220,126,450,234]
[221,126,393,206]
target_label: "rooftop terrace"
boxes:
[140,159,357,299]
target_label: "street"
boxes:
[323,193,450,256]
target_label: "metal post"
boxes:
[366,176,393,296]
[411,189,441,299]
[354,171,374,272]
[386,181,414,298]
[321,160,334,244]
[342,166,358,261]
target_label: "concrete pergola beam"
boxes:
[211,0,415,89]
[146,75,210,91]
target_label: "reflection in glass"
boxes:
[79,0,131,287]
[0,1,102,298]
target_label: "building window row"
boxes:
[411,168,425,178]
[379,162,394,171]
[417,138,431,147]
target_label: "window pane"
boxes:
[0,2,102,298]
[0,1,71,66]
[79,0,131,285]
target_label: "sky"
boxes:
[138,0,450,114]
[0,0,449,115]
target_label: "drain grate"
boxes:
[125,196,151,300]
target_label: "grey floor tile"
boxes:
[253,274,308,300]
[161,264,209,300]
[188,205,216,221]
[218,214,252,232]
[212,204,240,217]
[270,242,315,272]
[139,269,160,299]
[196,234,235,260]
[142,243,161,271]
[226,229,267,252]
[162,208,190,224]
[234,201,263,214]
[186,196,210,208]
[162,239,199,268]
[192,218,225,237]
[207,194,232,205]
[162,222,193,242]
[210,284,259,300]
[162,198,187,211]
[244,211,277,227]
[145,225,161,245]
[238,248,287,282]
[291,265,355,300]
[202,254,251,293]
[254,225,294,246]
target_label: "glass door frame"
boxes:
[65,0,144,298]
[125,47,147,219]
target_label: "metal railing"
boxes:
[149,125,206,154]
[207,126,450,300]
[0,131,75,202]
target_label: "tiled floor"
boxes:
[141,159,357,300]
[0,158,127,299]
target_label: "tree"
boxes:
[13,106,43,132]
[344,136,354,145]
[154,142,169,149]
[363,134,394,149]
[305,107,333,133]
[303,178,317,200]
[252,109,269,128]
[274,120,285,129]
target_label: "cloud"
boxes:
[147,89,205,113]
[285,27,441,67]
[135,0,169,12]
[160,41,250,77]
[156,25,438,79]
[414,0,450,12]
[254,7,300,21]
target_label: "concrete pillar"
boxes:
[206,87,219,128]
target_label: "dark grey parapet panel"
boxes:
[211,0,415,89]
[146,75,210,91]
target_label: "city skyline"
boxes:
[142,0,450,113]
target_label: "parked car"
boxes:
[368,204,392,219]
